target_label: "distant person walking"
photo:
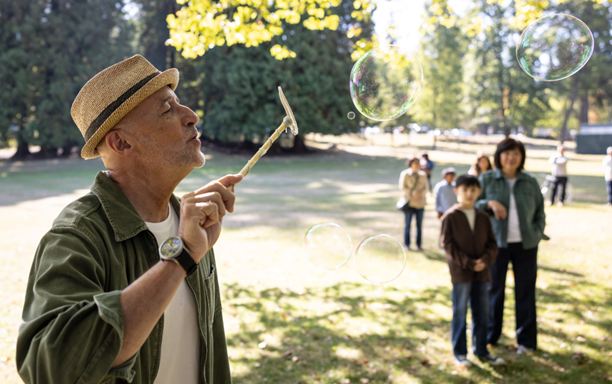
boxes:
[399,157,429,251]
[475,138,546,355]
[548,145,569,207]
[468,151,493,177]
[420,151,435,190]
[434,168,458,219]
[604,146,612,206]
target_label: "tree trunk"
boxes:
[291,134,308,154]
[560,77,579,145]
[34,144,59,159]
[60,143,74,157]
[11,136,31,160]
[580,93,589,124]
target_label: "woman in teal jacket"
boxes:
[475,138,546,355]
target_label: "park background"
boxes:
[1,0,612,383]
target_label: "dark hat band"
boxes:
[84,71,161,142]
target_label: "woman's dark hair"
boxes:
[473,154,493,175]
[455,174,480,189]
[494,138,526,171]
[420,151,429,160]
[406,157,419,167]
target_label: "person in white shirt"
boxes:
[604,146,612,206]
[548,145,569,207]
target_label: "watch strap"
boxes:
[175,248,198,276]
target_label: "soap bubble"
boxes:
[517,14,594,81]
[347,111,356,120]
[354,234,406,284]
[303,223,352,270]
[350,45,423,121]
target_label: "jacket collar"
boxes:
[493,168,528,181]
[90,171,181,242]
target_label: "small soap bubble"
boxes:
[347,111,356,120]
[516,14,594,81]
[354,234,406,284]
[303,223,352,270]
[350,45,423,121]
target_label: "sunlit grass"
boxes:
[1,137,610,383]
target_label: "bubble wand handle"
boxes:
[228,86,298,193]
[239,118,289,178]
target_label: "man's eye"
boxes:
[163,108,171,114]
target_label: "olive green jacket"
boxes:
[475,169,546,250]
[16,172,232,384]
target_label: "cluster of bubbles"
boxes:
[347,14,593,120]
[303,223,406,284]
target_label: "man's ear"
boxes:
[105,130,135,157]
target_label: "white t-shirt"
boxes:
[603,155,612,181]
[146,203,200,384]
[506,178,523,243]
[460,208,476,232]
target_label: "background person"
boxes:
[603,146,612,206]
[420,151,435,191]
[441,175,504,367]
[399,157,429,251]
[475,138,546,355]
[434,167,458,219]
[548,145,569,207]
[16,55,241,384]
[468,151,493,177]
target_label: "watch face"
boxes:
[160,237,182,259]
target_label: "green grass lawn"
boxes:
[0,137,611,383]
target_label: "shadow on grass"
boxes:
[222,278,612,384]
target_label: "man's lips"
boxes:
[188,132,199,142]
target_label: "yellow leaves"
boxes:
[168,0,356,59]
[513,0,548,30]
[347,25,362,39]
[423,0,458,31]
[351,34,379,62]
[270,44,297,60]
[351,0,375,22]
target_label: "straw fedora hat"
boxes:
[71,54,179,159]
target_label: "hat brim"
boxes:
[81,68,179,160]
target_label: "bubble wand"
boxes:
[230,86,299,191]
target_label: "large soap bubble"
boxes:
[354,234,406,284]
[516,14,594,81]
[350,46,423,121]
[303,223,352,270]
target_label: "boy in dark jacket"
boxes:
[440,175,506,367]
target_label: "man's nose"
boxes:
[182,106,200,126]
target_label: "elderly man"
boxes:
[16,55,241,384]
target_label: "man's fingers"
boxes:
[194,192,226,219]
[195,201,219,227]
[217,173,243,188]
[193,174,242,212]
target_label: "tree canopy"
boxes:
[1,0,612,158]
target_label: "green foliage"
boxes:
[0,0,136,157]
[413,0,466,129]
[192,2,373,143]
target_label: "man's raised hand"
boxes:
[178,174,243,262]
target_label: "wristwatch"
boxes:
[159,237,198,276]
